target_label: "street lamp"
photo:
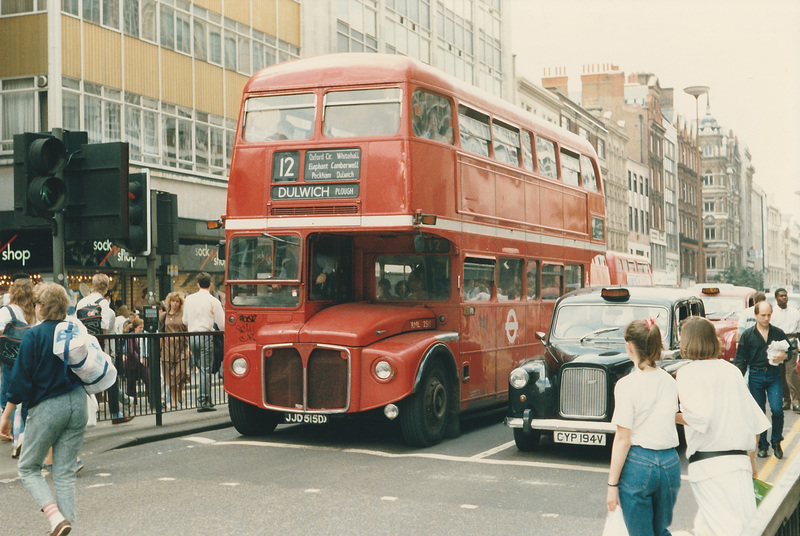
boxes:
[684,86,709,282]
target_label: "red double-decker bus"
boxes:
[220,53,606,446]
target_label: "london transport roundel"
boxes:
[505,309,519,344]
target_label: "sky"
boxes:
[509,0,800,216]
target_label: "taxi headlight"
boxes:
[509,368,530,389]
[231,357,248,376]
[375,360,393,381]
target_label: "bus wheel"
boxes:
[400,362,450,447]
[229,396,279,436]
[513,428,540,451]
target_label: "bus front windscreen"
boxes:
[227,234,301,307]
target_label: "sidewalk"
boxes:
[0,404,232,481]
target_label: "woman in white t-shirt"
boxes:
[607,319,681,536]
[676,317,769,536]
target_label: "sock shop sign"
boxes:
[0,233,46,268]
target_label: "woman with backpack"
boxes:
[0,273,35,458]
[0,282,87,536]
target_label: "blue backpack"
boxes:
[0,306,30,368]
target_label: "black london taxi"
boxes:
[505,286,704,451]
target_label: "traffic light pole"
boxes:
[52,128,68,289]
[52,212,68,289]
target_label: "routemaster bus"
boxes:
[219,53,606,446]
[589,251,654,286]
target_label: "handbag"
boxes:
[211,323,224,374]
[53,319,118,394]
[602,507,629,536]
[0,305,31,367]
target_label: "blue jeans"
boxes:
[619,445,681,536]
[189,336,213,406]
[748,367,784,449]
[18,388,87,523]
[1,362,28,439]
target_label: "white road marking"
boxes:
[305,488,320,493]
[182,436,217,444]
[221,482,240,487]
[87,483,113,488]
[471,440,516,459]
[381,496,398,501]
[460,504,478,509]
[158,477,176,481]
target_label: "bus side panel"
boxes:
[538,181,564,235]
[361,141,409,215]
[458,156,495,218]
[459,300,497,406]
[409,142,458,219]
[495,167,526,225]
[563,189,588,236]
[228,146,271,218]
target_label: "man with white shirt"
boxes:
[772,288,800,412]
[77,273,132,425]
[183,272,224,412]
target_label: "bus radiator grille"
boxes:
[271,205,359,216]
[307,348,348,410]
[264,348,303,408]
[559,367,607,419]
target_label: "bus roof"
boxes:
[242,53,596,157]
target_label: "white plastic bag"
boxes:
[53,319,117,394]
[86,393,98,427]
[602,507,629,536]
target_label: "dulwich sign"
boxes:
[270,148,361,200]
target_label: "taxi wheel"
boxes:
[513,427,541,451]
[400,361,450,447]
[229,396,279,436]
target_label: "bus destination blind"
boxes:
[271,148,361,200]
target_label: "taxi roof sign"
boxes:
[601,288,630,302]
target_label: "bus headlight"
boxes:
[375,359,394,381]
[231,356,248,376]
[509,368,529,389]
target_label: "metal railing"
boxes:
[95,331,228,425]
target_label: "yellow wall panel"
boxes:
[225,0,250,25]
[61,17,81,79]
[123,37,159,99]
[225,72,247,120]
[252,0,277,35]
[161,50,194,108]
[0,15,47,78]
[195,62,224,116]
[83,24,121,88]
[277,0,300,46]
[194,0,222,14]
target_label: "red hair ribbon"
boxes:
[644,317,655,331]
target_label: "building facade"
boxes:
[676,120,703,285]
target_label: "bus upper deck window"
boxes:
[560,149,580,186]
[536,137,557,179]
[521,131,534,171]
[243,93,315,142]
[458,106,491,157]
[323,88,402,138]
[581,155,599,192]
[412,90,454,144]
[491,121,520,166]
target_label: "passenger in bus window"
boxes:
[465,279,491,301]
[394,281,409,300]
[312,253,338,299]
[275,120,293,140]
[407,273,428,300]
[377,278,392,301]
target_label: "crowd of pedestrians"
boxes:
[0,271,224,535]
[607,288,799,536]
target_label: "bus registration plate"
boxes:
[554,431,606,446]
[284,413,327,425]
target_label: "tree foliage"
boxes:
[714,265,764,290]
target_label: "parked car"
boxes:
[688,283,757,361]
[505,286,704,451]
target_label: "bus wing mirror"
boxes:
[217,239,226,261]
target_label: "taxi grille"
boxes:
[263,346,349,411]
[559,367,608,419]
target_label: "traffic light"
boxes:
[125,171,151,254]
[13,133,68,218]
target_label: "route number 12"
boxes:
[272,150,300,182]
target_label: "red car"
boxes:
[688,284,758,361]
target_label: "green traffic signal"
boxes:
[13,133,68,218]
[28,175,67,214]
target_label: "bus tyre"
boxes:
[229,396,279,436]
[400,362,450,447]
[513,427,540,451]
